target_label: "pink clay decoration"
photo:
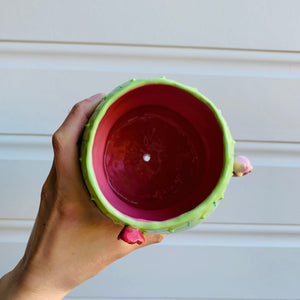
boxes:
[118,226,145,245]
[233,156,253,177]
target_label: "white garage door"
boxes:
[1,1,300,299]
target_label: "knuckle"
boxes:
[52,131,64,154]
[154,234,166,244]
[70,101,85,118]
[55,199,80,223]
[69,100,92,123]
[144,233,166,246]
[40,184,52,209]
[41,184,48,200]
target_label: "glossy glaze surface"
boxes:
[104,105,205,211]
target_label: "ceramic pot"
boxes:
[80,78,237,234]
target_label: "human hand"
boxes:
[0,94,165,300]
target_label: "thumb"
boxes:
[52,93,105,174]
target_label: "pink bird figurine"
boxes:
[233,156,253,177]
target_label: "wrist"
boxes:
[0,259,67,300]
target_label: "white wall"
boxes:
[1,1,300,299]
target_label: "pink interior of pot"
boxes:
[92,84,224,221]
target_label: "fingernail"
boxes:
[89,93,105,103]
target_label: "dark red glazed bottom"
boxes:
[104,105,206,211]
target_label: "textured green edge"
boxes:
[80,77,235,233]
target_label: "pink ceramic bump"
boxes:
[233,156,253,177]
[118,226,145,245]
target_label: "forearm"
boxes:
[0,262,66,300]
